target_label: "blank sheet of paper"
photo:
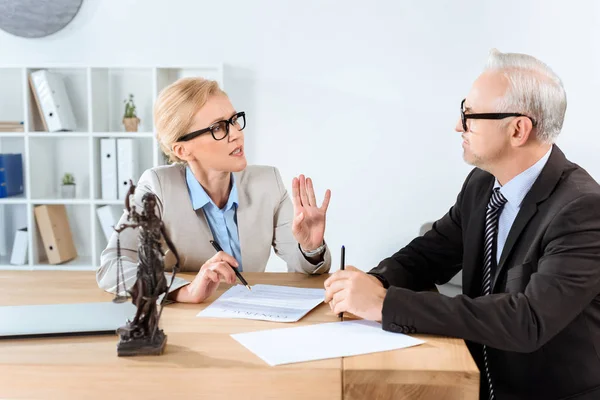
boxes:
[231,320,426,366]
[197,284,325,322]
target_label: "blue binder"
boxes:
[0,154,24,198]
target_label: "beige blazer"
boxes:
[96,164,331,294]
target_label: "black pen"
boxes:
[339,245,345,320]
[210,240,251,291]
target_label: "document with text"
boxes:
[196,284,325,322]
[231,320,426,366]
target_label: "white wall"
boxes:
[2,0,599,273]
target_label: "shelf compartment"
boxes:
[28,136,91,199]
[92,136,153,200]
[26,67,89,133]
[91,68,154,133]
[31,203,93,267]
[0,204,28,266]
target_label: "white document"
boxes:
[116,138,138,200]
[100,138,118,200]
[9,228,28,265]
[30,70,77,132]
[96,205,122,241]
[197,284,325,322]
[232,320,425,366]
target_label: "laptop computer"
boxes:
[0,301,136,338]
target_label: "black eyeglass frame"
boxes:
[460,99,536,132]
[177,111,246,142]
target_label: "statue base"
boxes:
[116,327,167,357]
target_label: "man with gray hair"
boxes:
[324,49,600,399]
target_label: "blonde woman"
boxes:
[97,78,332,303]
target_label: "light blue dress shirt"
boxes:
[185,167,243,271]
[494,148,552,263]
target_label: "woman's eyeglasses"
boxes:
[177,111,246,142]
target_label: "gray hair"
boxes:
[485,49,567,144]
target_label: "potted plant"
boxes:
[123,94,140,132]
[61,173,76,198]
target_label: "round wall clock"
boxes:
[0,0,83,38]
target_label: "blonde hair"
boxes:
[154,77,226,163]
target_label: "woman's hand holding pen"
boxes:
[291,174,331,251]
[172,251,238,303]
[324,266,387,322]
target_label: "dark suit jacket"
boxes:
[370,146,600,400]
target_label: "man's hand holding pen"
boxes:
[324,266,387,322]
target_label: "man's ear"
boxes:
[172,143,193,161]
[510,117,534,147]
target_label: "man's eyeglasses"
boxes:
[460,99,536,132]
[177,111,246,142]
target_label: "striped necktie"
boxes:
[482,187,507,400]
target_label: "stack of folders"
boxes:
[0,154,24,198]
[0,121,24,132]
[100,138,138,201]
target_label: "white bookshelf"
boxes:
[0,65,224,270]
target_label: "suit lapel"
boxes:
[491,145,568,291]
[463,180,494,298]
[189,197,215,265]
[233,170,251,268]
[175,165,216,269]
[195,208,215,244]
[492,201,537,289]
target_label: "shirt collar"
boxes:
[494,147,553,207]
[186,166,239,211]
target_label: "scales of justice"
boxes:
[112,181,180,357]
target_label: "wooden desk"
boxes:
[0,272,479,399]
